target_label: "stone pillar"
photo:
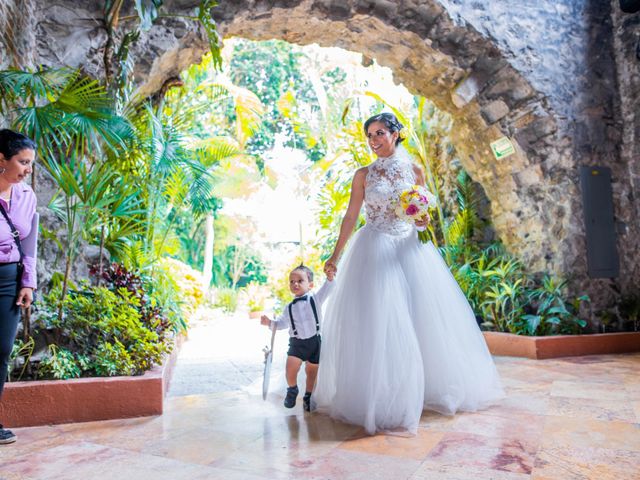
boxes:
[0,0,38,69]
[611,0,640,295]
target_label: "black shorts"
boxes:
[287,334,321,364]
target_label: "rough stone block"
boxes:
[354,0,374,14]
[514,164,544,188]
[515,116,557,149]
[481,99,510,124]
[452,74,482,108]
[484,68,535,107]
[371,0,398,19]
[311,0,352,19]
[402,4,445,34]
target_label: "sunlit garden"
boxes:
[1,0,639,478]
[2,36,616,382]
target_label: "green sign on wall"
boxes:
[490,137,516,160]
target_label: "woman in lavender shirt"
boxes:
[0,130,37,445]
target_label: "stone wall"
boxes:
[0,0,37,69]
[434,0,638,311]
[611,1,640,296]
[1,0,637,312]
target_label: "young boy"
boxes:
[261,264,334,411]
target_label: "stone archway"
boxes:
[140,0,573,277]
[5,0,638,310]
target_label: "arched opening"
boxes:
[134,1,574,279]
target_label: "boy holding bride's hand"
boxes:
[261,264,334,411]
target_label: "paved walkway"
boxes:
[1,312,639,479]
[167,309,277,397]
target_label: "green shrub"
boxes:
[214,287,238,313]
[38,345,83,380]
[448,246,590,336]
[93,340,135,377]
[31,282,170,379]
[242,281,269,312]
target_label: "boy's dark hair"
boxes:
[291,263,314,282]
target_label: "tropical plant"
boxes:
[162,52,267,284]
[214,287,238,313]
[8,337,35,382]
[0,67,138,310]
[47,158,127,312]
[242,281,269,312]
[102,0,223,93]
[33,284,170,379]
[520,277,590,335]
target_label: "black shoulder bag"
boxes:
[0,202,25,283]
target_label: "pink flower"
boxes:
[405,204,419,216]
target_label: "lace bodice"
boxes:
[364,146,417,236]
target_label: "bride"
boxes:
[313,112,504,435]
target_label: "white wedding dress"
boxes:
[313,146,504,435]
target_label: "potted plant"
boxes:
[243,282,269,319]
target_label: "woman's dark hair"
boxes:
[0,129,37,160]
[363,112,405,145]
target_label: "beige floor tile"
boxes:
[424,431,537,475]
[532,446,640,480]
[541,416,640,452]
[548,395,637,422]
[410,462,531,480]
[5,353,639,479]
[338,428,445,460]
[550,380,629,401]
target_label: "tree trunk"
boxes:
[58,252,73,320]
[202,213,214,287]
[97,224,106,286]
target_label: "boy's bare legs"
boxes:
[303,362,319,412]
[284,356,302,408]
[305,362,318,393]
[286,356,303,387]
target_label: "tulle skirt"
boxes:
[313,225,504,435]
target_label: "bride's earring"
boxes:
[0,167,5,174]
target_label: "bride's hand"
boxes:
[324,257,338,281]
[415,213,430,229]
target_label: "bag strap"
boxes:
[0,202,24,265]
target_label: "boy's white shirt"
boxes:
[270,280,335,339]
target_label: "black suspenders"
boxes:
[288,296,319,338]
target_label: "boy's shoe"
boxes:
[303,392,312,412]
[284,386,299,408]
[0,426,16,444]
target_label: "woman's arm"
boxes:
[17,193,37,308]
[413,164,426,187]
[324,167,367,277]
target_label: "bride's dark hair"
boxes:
[363,113,405,145]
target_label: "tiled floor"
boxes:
[1,353,638,479]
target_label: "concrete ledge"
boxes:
[0,336,182,428]
[484,331,640,359]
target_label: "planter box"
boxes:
[483,331,640,359]
[0,337,183,428]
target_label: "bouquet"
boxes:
[395,185,437,243]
